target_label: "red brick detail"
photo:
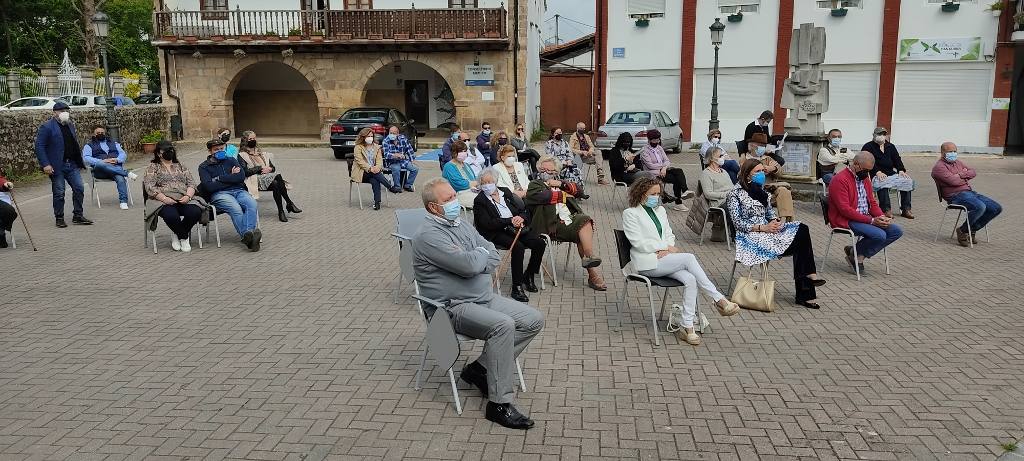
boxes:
[989,0,1013,147]
[593,0,610,129]
[772,0,794,133]
[876,0,902,131]
[679,0,697,138]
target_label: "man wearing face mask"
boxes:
[931,142,1001,247]
[827,151,902,272]
[215,127,239,158]
[473,170,546,302]
[569,122,608,185]
[440,124,461,169]
[862,127,914,219]
[461,131,488,176]
[817,128,855,186]
[34,101,93,227]
[741,110,775,155]
[744,132,794,221]
[83,124,137,210]
[382,125,418,192]
[476,122,499,166]
[198,138,262,251]
[413,177,544,430]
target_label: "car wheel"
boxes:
[333,148,346,160]
[671,135,684,153]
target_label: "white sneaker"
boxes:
[679,190,696,201]
[119,202,129,210]
[180,239,192,252]
[127,171,138,181]
[171,238,181,251]
[672,203,689,212]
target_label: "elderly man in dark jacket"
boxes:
[474,169,546,302]
[198,138,264,251]
[34,101,92,227]
[861,126,914,219]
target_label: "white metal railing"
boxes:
[20,76,48,97]
[0,75,10,104]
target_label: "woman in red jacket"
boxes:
[826,151,903,273]
[0,173,16,248]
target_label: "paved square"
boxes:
[2,146,1022,460]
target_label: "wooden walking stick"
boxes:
[0,167,37,251]
[492,226,523,288]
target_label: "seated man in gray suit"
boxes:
[412,177,544,430]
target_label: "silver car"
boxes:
[595,110,686,153]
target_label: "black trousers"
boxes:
[517,148,541,173]
[661,167,689,200]
[264,174,296,213]
[158,203,203,239]
[362,171,391,204]
[0,201,17,231]
[491,231,546,285]
[780,223,817,302]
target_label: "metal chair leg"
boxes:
[658,287,670,321]
[393,272,404,304]
[563,242,573,273]
[699,212,710,246]
[821,232,835,270]
[541,234,558,287]
[515,358,526,391]
[850,233,861,281]
[447,368,463,415]
[646,283,660,346]
[883,247,890,275]
[727,260,739,293]
[934,208,948,242]
[415,344,428,390]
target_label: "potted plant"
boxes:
[265,30,280,41]
[239,33,253,41]
[394,32,410,40]
[727,12,743,23]
[988,1,1005,17]
[140,130,165,155]
[338,33,353,40]
[183,34,198,42]
[310,30,325,42]
[211,33,226,42]
[830,1,849,18]
[414,33,430,40]
[484,30,501,38]
[941,1,960,13]
[368,32,384,40]
[440,31,456,39]
[634,18,650,27]
[287,28,303,41]
[463,31,479,38]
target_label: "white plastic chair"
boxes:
[89,166,135,208]
[934,200,990,248]
[820,228,890,281]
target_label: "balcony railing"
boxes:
[153,8,507,41]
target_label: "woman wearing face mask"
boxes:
[441,140,479,209]
[237,131,302,222]
[510,124,541,174]
[493,145,531,198]
[726,160,826,309]
[608,132,649,186]
[352,127,398,210]
[622,176,741,345]
[639,129,693,211]
[545,127,588,199]
[143,140,208,252]
[463,132,489,176]
[743,132,794,220]
[699,129,740,184]
[697,147,735,242]
[215,127,239,158]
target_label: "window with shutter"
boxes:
[718,0,759,14]
[627,0,665,18]
[200,0,229,20]
[449,0,479,7]
[344,0,372,9]
[816,0,862,8]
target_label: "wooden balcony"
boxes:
[152,8,510,51]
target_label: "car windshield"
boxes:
[607,112,651,125]
[340,110,386,121]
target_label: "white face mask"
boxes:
[364,136,374,144]
[57,111,70,123]
[503,157,516,166]
[711,137,720,144]
[716,157,726,166]
[874,135,886,144]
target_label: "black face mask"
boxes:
[246,139,257,148]
[160,150,175,161]
[94,134,106,141]
[855,169,870,180]
[554,134,562,141]
[649,140,660,147]
[498,139,508,146]
[220,133,231,142]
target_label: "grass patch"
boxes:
[1003,441,1019,452]
[5,169,46,184]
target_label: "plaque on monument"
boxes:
[781,142,812,177]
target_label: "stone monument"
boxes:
[778,23,829,184]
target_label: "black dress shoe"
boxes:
[242,230,254,248]
[388,186,402,194]
[55,218,68,228]
[510,285,529,303]
[278,210,288,222]
[286,203,302,213]
[72,215,93,225]
[404,186,415,193]
[0,233,7,248]
[796,300,821,309]
[578,193,590,200]
[372,202,381,211]
[485,402,535,430]
[250,228,262,252]
[522,275,538,293]
[459,361,489,397]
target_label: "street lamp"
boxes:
[709,17,725,131]
[91,11,120,142]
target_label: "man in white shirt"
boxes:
[817,129,856,185]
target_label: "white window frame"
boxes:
[718,0,760,15]
[816,0,863,8]
[627,0,666,19]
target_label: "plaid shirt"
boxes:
[855,178,869,215]
[382,135,415,167]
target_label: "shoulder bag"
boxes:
[731,263,775,312]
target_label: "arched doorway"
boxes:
[362,60,457,131]
[232,62,320,138]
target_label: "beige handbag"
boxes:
[731,263,776,312]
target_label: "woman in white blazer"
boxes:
[492,145,531,198]
[621,176,740,346]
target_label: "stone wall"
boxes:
[0,105,171,177]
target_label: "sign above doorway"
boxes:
[465,65,495,86]
[612,47,625,58]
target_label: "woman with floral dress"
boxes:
[545,127,588,199]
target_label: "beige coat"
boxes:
[352,143,384,183]
[238,149,275,199]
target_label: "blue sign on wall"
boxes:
[612,47,625,58]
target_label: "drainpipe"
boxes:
[163,49,183,139]
[512,0,520,126]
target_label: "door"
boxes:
[404,80,429,129]
[300,0,329,34]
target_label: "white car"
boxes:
[1,96,69,110]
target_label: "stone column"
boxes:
[79,65,97,95]
[111,72,125,97]
[39,63,59,97]
[5,70,21,101]
[140,79,150,96]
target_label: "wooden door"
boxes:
[404,80,429,127]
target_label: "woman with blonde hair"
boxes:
[237,130,302,222]
[492,145,531,198]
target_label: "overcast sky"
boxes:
[542,0,596,45]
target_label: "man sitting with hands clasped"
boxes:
[198,137,266,251]
[827,151,903,273]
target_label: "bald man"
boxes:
[931,142,1001,247]
[827,151,903,273]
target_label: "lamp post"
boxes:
[91,11,120,143]
[709,17,725,131]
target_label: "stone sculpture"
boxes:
[780,23,829,135]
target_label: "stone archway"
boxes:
[360,60,458,131]
[224,59,324,138]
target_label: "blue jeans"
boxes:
[822,172,835,186]
[848,221,903,259]
[948,190,1002,233]
[211,188,258,237]
[391,162,419,188]
[91,162,129,203]
[50,161,85,219]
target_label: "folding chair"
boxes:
[347,157,389,209]
[89,166,135,208]
[610,181,629,204]
[813,178,827,202]
[820,228,889,281]
[402,243,526,415]
[538,233,575,287]
[141,183,214,253]
[613,229,708,347]
[205,200,259,247]
[693,184,732,250]
[576,154,595,184]
[933,188,990,248]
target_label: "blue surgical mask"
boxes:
[483,129,491,135]
[481,183,497,194]
[751,171,767,186]
[831,137,842,146]
[644,195,660,208]
[388,133,397,141]
[451,133,460,141]
[945,151,958,163]
[755,146,766,157]
[441,199,461,221]
[214,150,227,160]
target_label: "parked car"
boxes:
[330,107,417,159]
[135,94,162,104]
[60,94,136,108]
[594,110,685,153]
[1,96,69,110]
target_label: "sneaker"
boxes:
[679,190,696,201]
[55,218,67,228]
[119,202,129,210]
[71,216,93,225]
[171,238,182,251]
[956,228,971,247]
[971,232,979,244]
[127,171,138,181]
[671,203,689,212]
[180,239,192,253]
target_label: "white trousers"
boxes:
[639,252,725,328]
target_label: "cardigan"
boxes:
[930,158,976,201]
[352,143,384,183]
[492,162,530,192]
[622,205,676,271]
[827,168,883,229]
[442,161,477,192]
[698,167,733,207]
[238,150,276,198]
[473,186,530,242]
[726,185,799,266]
[608,148,643,182]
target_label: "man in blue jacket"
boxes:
[34,101,93,227]
[198,138,264,251]
[82,124,137,210]
[476,121,498,166]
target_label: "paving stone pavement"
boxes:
[2,146,1023,461]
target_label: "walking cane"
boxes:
[0,167,38,251]
[492,226,523,288]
